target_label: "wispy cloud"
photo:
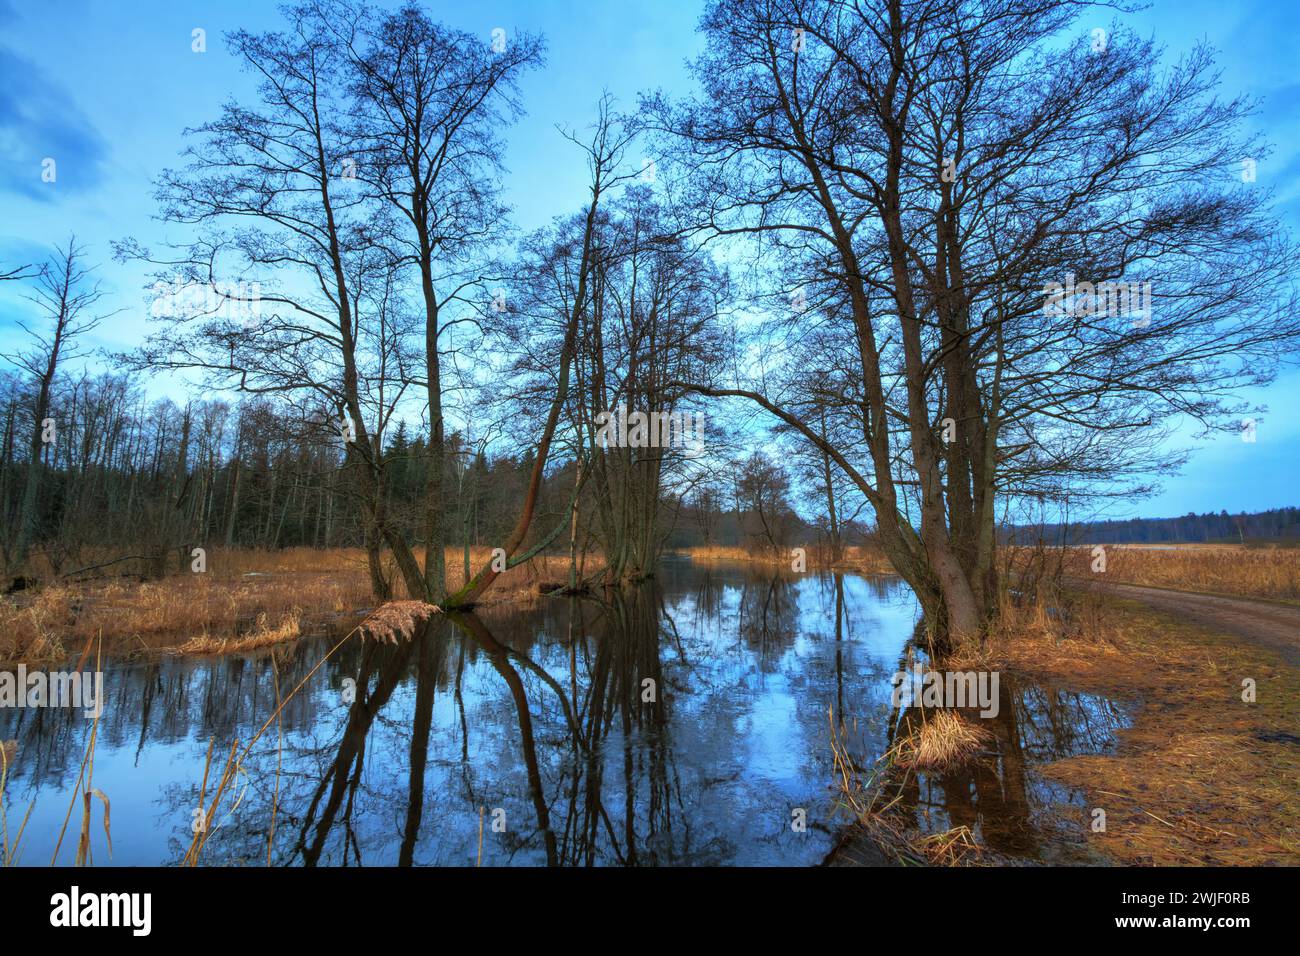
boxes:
[0,44,110,201]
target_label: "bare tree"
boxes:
[737,452,796,551]
[4,238,108,573]
[442,98,630,608]
[343,2,544,600]
[123,4,426,599]
[652,0,1300,648]
[1,262,36,283]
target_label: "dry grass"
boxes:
[1028,543,1300,603]
[0,546,605,666]
[830,585,1300,867]
[175,608,303,656]
[0,550,368,666]
[892,709,993,771]
[0,586,74,665]
[976,591,1300,866]
[910,825,984,866]
[182,619,365,866]
[828,706,989,866]
[684,543,896,574]
[356,601,441,643]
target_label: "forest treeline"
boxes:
[0,375,550,577]
[2,0,1298,643]
[1008,508,1300,546]
[0,368,841,581]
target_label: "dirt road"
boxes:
[1093,581,1300,667]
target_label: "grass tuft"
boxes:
[892,709,993,771]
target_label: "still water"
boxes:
[0,558,1129,865]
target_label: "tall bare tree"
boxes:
[652,0,1300,648]
[125,4,426,599]
[344,2,544,600]
[442,98,629,608]
[5,238,107,573]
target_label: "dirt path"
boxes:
[1091,581,1300,667]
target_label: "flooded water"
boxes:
[0,558,1130,865]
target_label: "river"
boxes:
[0,557,1130,865]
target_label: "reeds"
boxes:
[828,705,989,866]
[175,608,302,655]
[0,738,34,866]
[63,638,111,865]
[891,709,993,771]
[182,618,367,866]
[182,597,439,865]
[357,601,440,643]
[10,635,115,867]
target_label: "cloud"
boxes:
[0,44,110,201]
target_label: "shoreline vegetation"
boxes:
[4,540,1293,664]
[976,596,1300,865]
[685,540,1300,604]
[677,543,897,574]
[0,546,604,667]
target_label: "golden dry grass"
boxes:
[910,825,984,866]
[0,551,366,666]
[891,709,993,771]
[175,608,303,656]
[0,546,604,666]
[828,706,989,866]
[976,592,1300,866]
[684,543,896,574]
[831,585,1300,867]
[1032,543,1300,603]
[356,601,441,643]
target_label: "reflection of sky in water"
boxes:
[0,561,1130,866]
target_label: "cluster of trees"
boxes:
[644,0,1299,645]
[3,1,1298,645]
[0,321,832,584]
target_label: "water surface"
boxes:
[0,558,1129,865]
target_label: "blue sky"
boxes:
[0,0,1296,519]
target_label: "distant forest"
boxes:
[1004,508,1300,546]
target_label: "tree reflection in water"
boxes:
[0,561,1131,866]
